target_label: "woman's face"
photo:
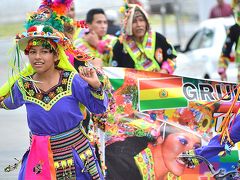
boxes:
[161,132,201,176]
[28,46,58,74]
[132,12,147,41]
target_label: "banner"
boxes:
[101,67,240,180]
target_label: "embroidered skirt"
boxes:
[18,126,104,180]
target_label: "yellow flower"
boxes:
[28,90,35,97]
[56,87,63,94]
[62,78,68,85]
[119,6,125,14]
[24,82,31,89]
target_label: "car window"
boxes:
[186,28,214,51]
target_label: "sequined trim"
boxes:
[1,101,9,110]
[134,147,155,180]
[89,84,104,100]
[18,71,75,111]
[90,90,104,100]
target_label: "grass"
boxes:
[0,22,25,38]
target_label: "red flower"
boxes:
[27,26,37,32]
[76,20,88,28]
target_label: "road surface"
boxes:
[0,38,28,179]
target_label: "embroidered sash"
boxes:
[123,31,160,71]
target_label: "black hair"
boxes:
[24,39,58,55]
[86,8,106,24]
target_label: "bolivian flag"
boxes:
[138,77,188,111]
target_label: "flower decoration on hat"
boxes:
[0,0,94,98]
[16,0,73,50]
[16,0,93,61]
[119,0,131,37]
[118,0,149,42]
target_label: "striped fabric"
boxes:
[27,127,101,180]
[126,31,153,54]
[50,126,102,179]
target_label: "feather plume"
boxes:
[41,0,52,6]
[40,0,73,15]
[52,0,73,15]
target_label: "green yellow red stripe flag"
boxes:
[138,77,188,111]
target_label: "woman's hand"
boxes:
[78,66,101,89]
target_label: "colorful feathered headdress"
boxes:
[16,0,93,59]
[0,0,93,97]
[16,0,73,50]
[40,0,73,15]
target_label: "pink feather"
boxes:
[40,0,73,15]
[41,0,52,6]
[52,0,73,15]
[53,0,73,9]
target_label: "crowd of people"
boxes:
[0,0,239,179]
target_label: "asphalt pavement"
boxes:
[0,38,28,179]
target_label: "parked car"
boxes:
[174,17,238,83]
